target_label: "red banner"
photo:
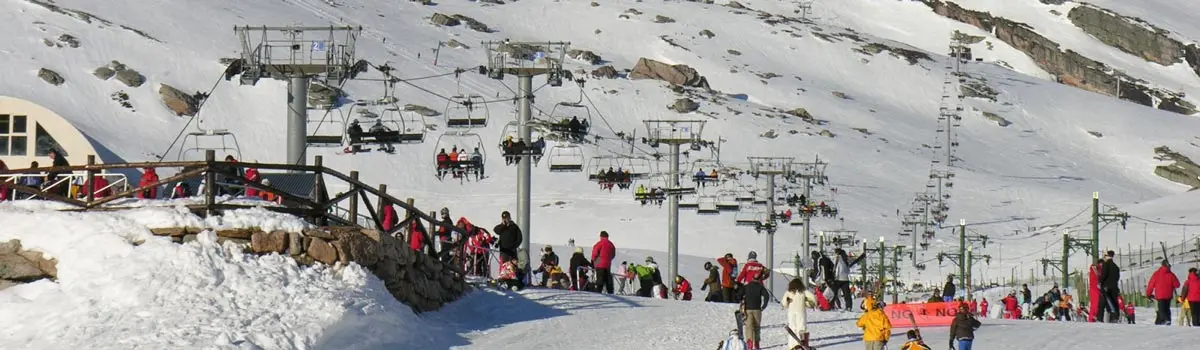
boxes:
[883,302,965,327]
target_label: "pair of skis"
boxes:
[731,309,813,350]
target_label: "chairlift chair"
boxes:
[432,131,486,179]
[715,190,740,211]
[178,127,244,161]
[498,121,546,160]
[545,102,592,139]
[735,210,766,227]
[586,155,652,181]
[679,194,699,209]
[377,106,426,143]
[734,185,755,202]
[546,142,585,172]
[697,195,720,214]
[445,94,489,128]
[305,109,349,146]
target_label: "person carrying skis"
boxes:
[948,303,981,350]
[782,278,817,350]
[1146,259,1181,325]
[717,253,738,302]
[855,293,891,350]
[900,330,931,350]
[672,275,693,300]
[740,273,770,350]
[702,261,722,302]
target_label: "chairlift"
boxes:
[688,158,724,184]
[545,102,592,139]
[586,155,653,180]
[305,106,350,146]
[697,195,720,214]
[432,131,486,179]
[547,142,585,172]
[376,104,426,143]
[445,94,489,128]
[735,210,766,227]
[178,127,243,161]
[715,190,740,211]
[345,101,427,147]
[679,194,699,209]
[734,185,755,202]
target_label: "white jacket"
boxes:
[834,255,851,281]
[782,289,817,348]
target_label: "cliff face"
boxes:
[922,0,1196,115]
[1067,5,1186,67]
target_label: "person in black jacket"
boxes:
[44,149,70,197]
[494,211,523,263]
[740,274,770,350]
[949,303,981,350]
[1098,250,1122,323]
[568,247,592,291]
[942,275,957,302]
[536,245,560,286]
[701,262,722,302]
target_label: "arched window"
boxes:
[35,122,66,157]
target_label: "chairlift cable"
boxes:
[156,70,229,163]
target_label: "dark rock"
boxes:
[591,65,618,79]
[56,34,80,48]
[93,66,115,80]
[451,14,492,33]
[403,104,441,117]
[446,39,469,49]
[669,98,700,113]
[1067,5,1183,66]
[654,15,676,23]
[430,13,460,26]
[726,1,746,10]
[629,57,710,88]
[114,69,145,87]
[727,49,742,56]
[158,84,200,117]
[981,111,1012,127]
[699,29,715,38]
[37,68,64,86]
[567,49,602,64]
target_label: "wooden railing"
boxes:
[0,150,466,254]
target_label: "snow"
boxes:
[5,0,1200,346]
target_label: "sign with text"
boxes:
[883,301,964,327]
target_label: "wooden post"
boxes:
[84,155,96,203]
[348,171,359,226]
[314,155,328,225]
[204,150,216,216]
[377,184,388,223]
[406,198,415,219]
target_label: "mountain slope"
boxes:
[3,0,1200,283]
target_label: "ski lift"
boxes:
[586,155,653,180]
[679,194,699,209]
[375,104,426,143]
[715,190,740,211]
[641,173,695,196]
[432,131,486,179]
[697,195,720,214]
[735,210,766,227]
[177,124,243,162]
[547,142,585,172]
[498,120,545,157]
[444,94,489,128]
[545,102,592,139]
[734,185,755,202]
[305,106,350,146]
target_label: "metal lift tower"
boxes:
[227,25,367,168]
[643,120,707,292]
[747,156,794,291]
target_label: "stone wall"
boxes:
[0,240,58,290]
[149,226,468,313]
[921,0,1197,115]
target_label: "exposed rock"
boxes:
[214,228,256,240]
[0,254,44,280]
[308,82,344,109]
[960,79,998,101]
[819,129,835,138]
[951,30,985,44]
[0,239,57,287]
[37,68,64,86]
[669,98,700,113]
[1038,0,1067,4]
[114,68,145,87]
[852,127,873,135]
[726,1,746,10]
[654,15,676,24]
[446,39,469,49]
[727,49,742,56]
[92,66,115,80]
[629,57,710,89]
[330,228,379,267]
[1087,130,1103,138]
[26,0,164,43]
[57,34,80,48]
[430,13,460,26]
[42,38,55,47]
[591,2,599,6]
[306,238,338,265]
[831,91,851,100]
[1067,5,1183,67]
[403,104,441,117]
[856,42,933,65]
[699,29,715,38]
[760,130,778,139]
[251,230,288,254]
[785,108,814,120]
[158,84,200,117]
[451,14,492,33]
[981,111,1012,127]
[1153,146,1200,189]
[591,65,618,79]
[659,35,690,51]
[1158,97,1197,115]
[624,8,643,16]
[567,49,602,64]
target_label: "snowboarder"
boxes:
[782,278,817,350]
[740,274,770,350]
[591,230,616,294]
[900,330,932,350]
[949,303,981,350]
[1146,259,1180,325]
[856,293,891,350]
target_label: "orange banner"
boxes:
[883,302,965,327]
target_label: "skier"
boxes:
[1182,267,1200,326]
[782,278,817,350]
[833,248,864,310]
[702,261,723,302]
[672,275,693,300]
[591,230,616,294]
[717,253,738,302]
[740,274,770,350]
[1088,259,1103,322]
[949,303,981,350]
[736,251,768,285]
[630,257,658,297]
[855,293,891,350]
[568,247,592,291]
[979,298,989,318]
[1146,259,1180,325]
[900,330,932,350]
[1098,250,1122,323]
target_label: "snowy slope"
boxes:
[5,0,1200,284]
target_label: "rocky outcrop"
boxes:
[699,29,715,38]
[591,65,618,79]
[149,226,468,313]
[654,15,676,24]
[629,58,710,89]
[921,0,1196,115]
[1153,146,1200,189]
[446,39,469,49]
[669,98,699,113]
[855,42,933,65]
[451,14,493,33]
[158,84,200,116]
[114,68,145,88]
[37,68,64,86]
[0,239,58,290]
[567,49,602,64]
[1067,5,1187,68]
[430,13,460,26]
[308,82,344,109]
[981,111,1012,127]
[56,34,80,48]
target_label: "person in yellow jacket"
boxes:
[1179,295,1192,327]
[856,294,892,350]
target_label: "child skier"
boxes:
[856,293,891,350]
[900,330,932,350]
[495,253,524,291]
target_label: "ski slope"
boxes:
[4,0,1200,286]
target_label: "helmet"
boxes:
[703,261,713,270]
[645,256,656,264]
[440,207,450,216]
[574,247,584,254]
[747,251,757,260]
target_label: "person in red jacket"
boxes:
[980,298,989,318]
[1088,259,1103,322]
[673,275,693,300]
[591,231,617,294]
[1002,292,1020,319]
[968,299,978,315]
[717,254,738,302]
[1146,259,1181,325]
[381,200,398,232]
[408,218,427,252]
[137,167,159,199]
[1182,268,1200,326]
[1124,300,1136,324]
[464,222,495,278]
[242,168,261,197]
[737,251,768,285]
